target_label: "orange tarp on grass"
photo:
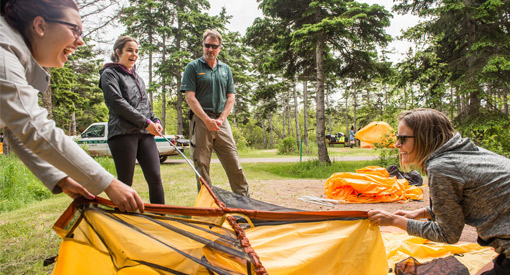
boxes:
[325,166,423,203]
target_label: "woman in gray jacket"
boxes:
[368,108,510,274]
[99,36,165,204]
[0,0,144,212]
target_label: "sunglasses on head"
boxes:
[396,135,415,144]
[204,43,220,49]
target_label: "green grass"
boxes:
[0,150,381,274]
[245,159,378,179]
[0,155,52,213]
[235,146,377,158]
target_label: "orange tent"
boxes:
[355,121,396,148]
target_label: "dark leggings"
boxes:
[108,134,165,204]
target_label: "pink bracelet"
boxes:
[147,119,152,124]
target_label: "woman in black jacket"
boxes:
[99,36,165,204]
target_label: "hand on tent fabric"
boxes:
[104,179,145,213]
[57,177,95,200]
[368,209,408,230]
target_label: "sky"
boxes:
[98,1,421,84]
[207,0,420,63]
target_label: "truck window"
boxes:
[82,125,105,138]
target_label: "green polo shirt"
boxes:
[180,56,235,114]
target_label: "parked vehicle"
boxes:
[76,122,189,163]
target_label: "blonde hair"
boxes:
[202,29,222,45]
[398,108,455,172]
[111,36,138,62]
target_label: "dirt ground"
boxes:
[249,178,478,243]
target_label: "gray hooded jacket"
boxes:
[407,133,510,257]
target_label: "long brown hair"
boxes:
[110,36,138,62]
[398,108,455,172]
[1,0,78,47]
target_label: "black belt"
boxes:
[204,110,221,118]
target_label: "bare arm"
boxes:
[217,93,235,126]
[367,209,409,231]
[185,91,220,131]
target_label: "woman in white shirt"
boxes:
[0,0,144,212]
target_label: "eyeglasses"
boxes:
[46,19,83,39]
[203,43,220,49]
[396,135,415,144]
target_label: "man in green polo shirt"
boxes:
[180,29,249,197]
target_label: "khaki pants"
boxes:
[189,114,249,196]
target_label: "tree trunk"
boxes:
[176,78,184,135]
[269,112,274,148]
[262,118,267,149]
[175,0,184,135]
[315,39,330,164]
[293,82,301,150]
[345,87,349,136]
[303,80,309,146]
[282,101,286,139]
[148,31,154,105]
[326,88,332,135]
[353,88,358,133]
[466,8,481,117]
[287,102,292,137]
[161,28,167,131]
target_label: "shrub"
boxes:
[277,136,297,154]
[231,127,248,152]
[455,111,510,158]
[301,143,317,156]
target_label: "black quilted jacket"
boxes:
[99,63,159,139]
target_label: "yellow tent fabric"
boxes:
[355,121,396,147]
[52,186,389,274]
[324,166,423,203]
[383,233,497,274]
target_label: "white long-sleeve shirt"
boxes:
[0,17,112,194]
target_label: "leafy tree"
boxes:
[49,42,107,134]
[120,0,161,103]
[255,0,391,163]
[394,0,510,118]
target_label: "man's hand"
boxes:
[215,118,224,127]
[57,177,95,200]
[205,117,220,131]
[104,179,145,213]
